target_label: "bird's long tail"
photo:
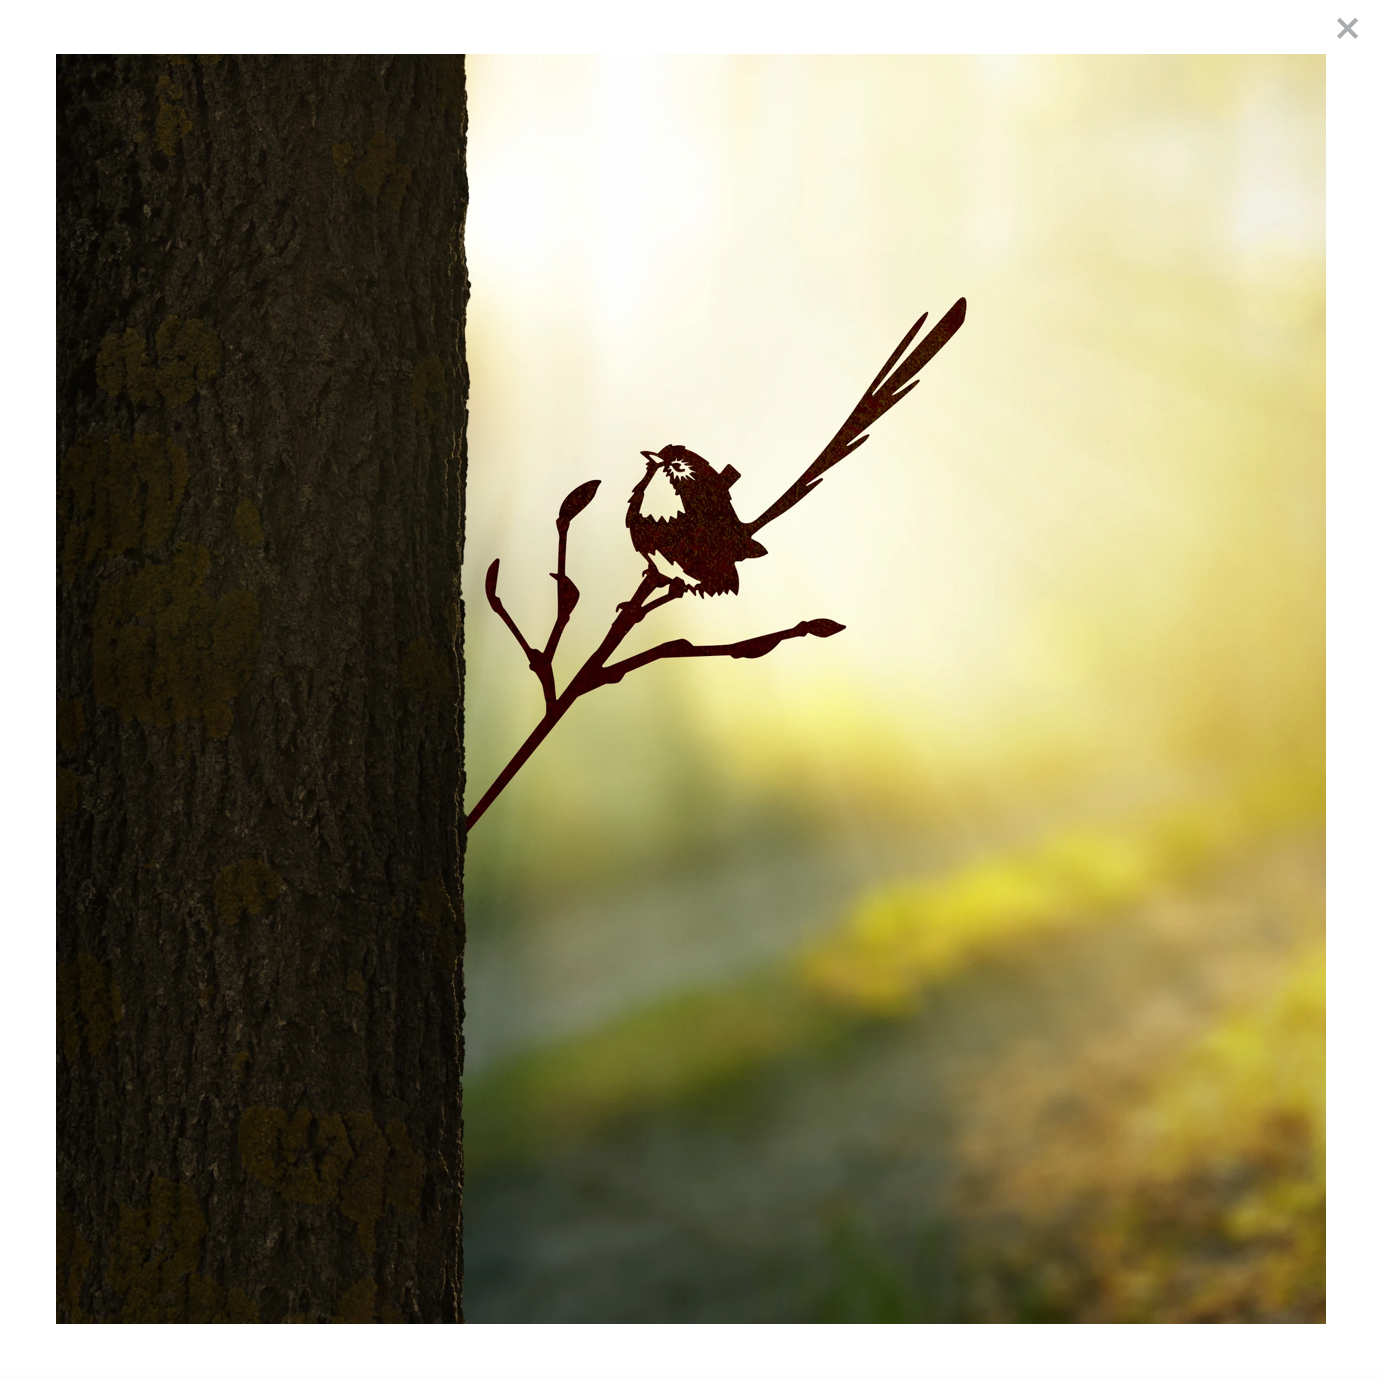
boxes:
[746,298,966,535]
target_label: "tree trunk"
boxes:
[57,55,466,1323]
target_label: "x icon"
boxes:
[1338,17,1358,36]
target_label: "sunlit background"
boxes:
[461,56,1324,1322]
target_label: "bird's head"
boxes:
[642,445,711,495]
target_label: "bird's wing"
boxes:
[745,298,967,536]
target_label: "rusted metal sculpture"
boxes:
[467,299,967,831]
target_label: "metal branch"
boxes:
[467,301,966,834]
[465,567,847,831]
[541,480,600,664]
[597,618,846,687]
[468,563,665,831]
[484,557,556,706]
[639,580,689,616]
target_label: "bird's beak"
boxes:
[640,450,659,463]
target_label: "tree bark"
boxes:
[57,55,466,1323]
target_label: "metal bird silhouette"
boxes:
[627,445,767,595]
[626,297,967,597]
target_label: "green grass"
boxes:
[463,972,851,1175]
[798,770,1320,1016]
[464,765,1323,1177]
[954,944,1325,1322]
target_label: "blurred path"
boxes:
[463,771,1207,1072]
[462,833,1323,1321]
[463,833,943,1073]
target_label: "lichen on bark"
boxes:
[59,432,188,583]
[213,858,283,926]
[94,315,221,408]
[106,1177,260,1322]
[239,1105,427,1256]
[417,873,461,972]
[91,543,260,737]
[402,635,450,705]
[57,953,123,1061]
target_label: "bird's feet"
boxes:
[639,578,689,615]
[616,565,661,612]
[618,571,688,614]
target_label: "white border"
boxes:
[28,2,1344,56]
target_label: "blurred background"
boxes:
[460,56,1324,1321]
